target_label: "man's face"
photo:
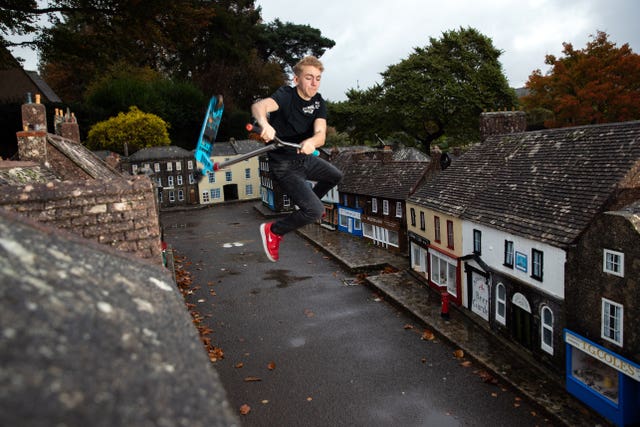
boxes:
[294,65,322,100]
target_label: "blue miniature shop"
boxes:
[337,205,363,236]
[564,329,640,426]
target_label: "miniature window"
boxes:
[446,220,454,250]
[178,190,184,201]
[245,168,251,179]
[601,298,623,346]
[434,216,441,242]
[225,171,232,182]
[473,229,481,255]
[541,306,554,354]
[187,160,194,170]
[396,202,403,218]
[382,200,389,215]
[372,198,378,213]
[531,249,543,281]
[246,184,253,196]
[176,162,182,171]
[504,240,514,268]
[430,252,457,296]
[208,172,215,183]
[167,176,174,187]
[495,283,506,325]
[211,188,221,199]
[201,191,210,202]
[603,249,624,277]
[166,162,173,172]
[420,212,425,231]
[177,175,183,185]
[410,208,416,227]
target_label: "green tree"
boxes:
[86,106,170,154]
[255,18,336,74]
[329,85,388,144]
[522,31,640,128]
[380,27,517,152]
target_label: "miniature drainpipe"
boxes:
[440,289,450,320]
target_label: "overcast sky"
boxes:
[257,0,640,101]
[10,0,639,103]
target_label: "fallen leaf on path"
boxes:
[460,360,473,368]
[403,324,414,330]
[476,369,498,384]
[244,376,262,382]
[239,404,251,415]
[267,361,276,370]
[421,330,435,341]
[453,349,464,358]
[235,362,244,369]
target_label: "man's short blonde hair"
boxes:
[293,56,324,75]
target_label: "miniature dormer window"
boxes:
[603,249,624,277]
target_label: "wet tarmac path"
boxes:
[162,202,555,426]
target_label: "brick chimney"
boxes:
[58,108,80,143]
[17,93,48,163]
[479,109,526,142]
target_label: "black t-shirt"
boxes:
[267,86,326,161]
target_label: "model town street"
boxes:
[162,202,557,427]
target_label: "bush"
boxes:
[86,106,170,154]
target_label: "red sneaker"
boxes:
[260,222,282,262]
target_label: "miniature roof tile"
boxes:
[409,120,640,247]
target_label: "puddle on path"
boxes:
[264,269,312,288]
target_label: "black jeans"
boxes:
[269,156,343,236]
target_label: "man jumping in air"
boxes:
[251,56,343,262]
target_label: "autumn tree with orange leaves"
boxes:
[522,31,640,128]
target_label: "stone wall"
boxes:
[0,175,163,263]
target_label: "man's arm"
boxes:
[251,98,279,141]
[299,118,326,155]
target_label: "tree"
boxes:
[86,106,170,154]
[380,27,517,152]
[522,31,640,128]
[255,18,336,75]
[329,85,388,144]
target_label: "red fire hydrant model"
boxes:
[440,289,450,320]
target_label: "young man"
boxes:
[252,56,342,262]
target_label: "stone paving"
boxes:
[296,223,610,427]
